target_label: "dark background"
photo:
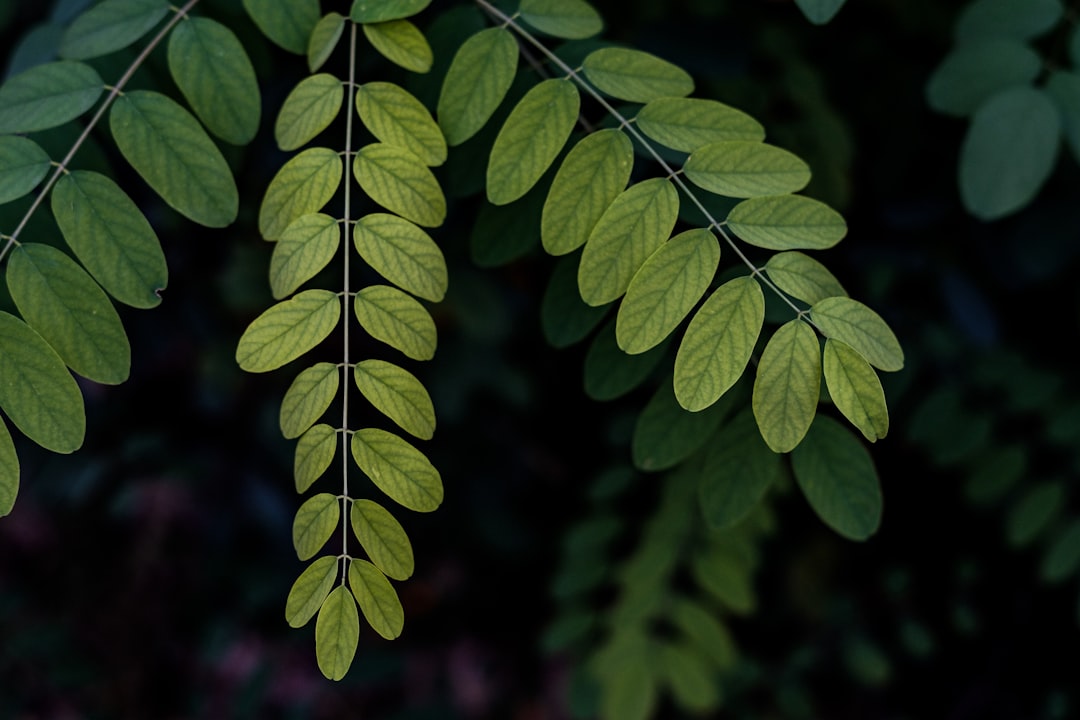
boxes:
[2,0,1079,718]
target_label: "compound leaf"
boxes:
[59,0,168,60]
[354,285,437,361]
[285,555,338,628]
[926,39,1041,117]
[752,318,820,453]
[363,20,433,73]
[356,82,445,166]
[351,499,414,580]
[351,428,442,512]
[280,362,340,440]
[0,418,17,517]
[270,213,341,300]
[308,12,345,72]
[823,339,889,442]
[315,585,359,681]
[236,289,340,373]
[437,27,519,145]
[354,143,446,227]
[260,147,342,240]
[699,409,783,529]
[351,0,431,23]
[0,136,51,205]
[294,423,337,493]
[354,359,436,440]
[519,0,603,39]
[764,251,846,305]
[0,60,103,134]
[293,492,340,561]
[275,74,344,152]
[582,47,693,103]
[242,0,320,54]
[685,141,810,198]
[637,97,764,152]
[726,194,847,251]
[810,296,903,372]
[349,558,404,640]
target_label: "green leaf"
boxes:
[349,558,404,640]
[955,0,1063,42]
[925,39,1042,117]
[285,555,338,628]
[470,181,545,267]
[351,0,431,23]
[752,319,820,453]
[0,312,84,454]
[578,177,679,306]
[794,0,848,24]
[167,16,260,145]
[1007,482,1065,547]
[959,85,1060,220]
[356,82,446,166]
[764,251,846,305]
[354,360,436,440]
[726,194,847,251]
[691,548,755,613]
[791,415,881,540]
[684,141,810,198]
[810,296,903,372]
[270,213,340,300]
[584,320,670,401]
[597,642,658,720]
[363,20,433,74]
[351,428,442,512]
[110,90,238,228]
[0,60,102,134]
[275,74,344,152]
[637,97,764,152]
[0,417,18,517]
[671,598,737,670]
[259,147,342,240]
[540,253,609,348]
[315,585,359,681]
[632,378,735,472]
[280,362,340,440]
[59,0,168,60]
[51,170,166,309]
[487,78,580,206]
[617,228,719,355]
[1046,71,1080,164]
[1041,520,1080,584]
[0,136,51,205]
[7,243,129,385]
[242,0,320,55]
[353,143,446,227]
[582,47,693,103]
[308,12,345,72]
[437,27,519,145]
[519,0,603,39]
[673,276,764,412]
[698,409,782,529]
[542,128,633,255]
[293,492,341,561]
[823,339,888,442]
[236,289,341,373]
[294,423,337,493]
[351,499,414,580]
[353,213,447,301]
[659,643,720,713]
[354,285,437,361]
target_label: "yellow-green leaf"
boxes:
[791,415,882,541]
[167,16,260,145]
[353,143,446,227]
[51,171,167,309]
[293,492,341,561]
[354,360,435,440]
[0,136,51,205]
[0,417,18,517]
[353,213,448,301]
[810,296,903,372]
[354,285,437,361]
[243,0,320,55]
[110,90,238,228]
[727,194,847,251]
[308,12,345,72]
[578,177,679,306]
[0,60,103,134]
[275,74,344,152]
[752,319,820,453]
[285,555,338,628]
[519,0,603,39]
[487,78,579,206]
[59,0,169,60]
[280,362,340,440]
[236,289,340,373]
[673,276,764,412]
[351,428,442,512]
[823,339,888,442]
[617,228,719,355]
[685,141,810,198]
[764,250,847,305]
[351,499,414,581]
[315,585,359,681]
[363,20,433,73]
[541,128,633,255]
[259,147,342,240]
[349,558,404,640]
[294,423,337,493]
[270,213,340,300]
[351,0,431,23]
[7,243,129,385]
[0,312,84,454]
[637,97,764,152]
[437,27,518,145]
[698,409,782,528]
[582,47,693,103]
[356,82,445,166]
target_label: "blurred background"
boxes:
[2,0,1079,718]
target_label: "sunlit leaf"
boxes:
[351,499,414,580]
[752,318,820,453]
[0,60,102,134]
[110,90,238,227]
[578,178,679,306]
[236,289,340,373]
[351,428,442,512]
[315,585,359,681]
[791,415,882,540]
[519,0,603,39]
[0,136,51,205]
[275,74,343,152]
[351,0,431,23]
[353,143,446,227]
[542,129,633,255]
[810,296,903,372]
[764,251,846,305]
[674,276,764,412]
[540,253,609,347]
[926,39,1041,117]
[794,0,848,24]
[259,147,342,239]
[269,214,340,300]
[51,170,166,309]
[354,359,436,440]
[685,141,810,198]
[294,423,337,493]
[349,558,404,639]
[59,0,168,60]
[293,492,340,561]
[280,362,340,440]
[437,26,519,145]
[308,12,345,72]
[363,20,433,73]
[582,47,693,103]
[356,82,445,166]
[726,194,846,250]
[584,320,670,401]
[7,243,129,385]
[0,312,84,454]
[955,0,1063,42]
[353,213,447,301]
[285,555,338,628]
[637,97,764,152]
[699,409,783,528]
[0,418,19,517]
[242,0,320,54]
[632,378,735,472]
[823,339,888,442]
[354,285,437,361]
